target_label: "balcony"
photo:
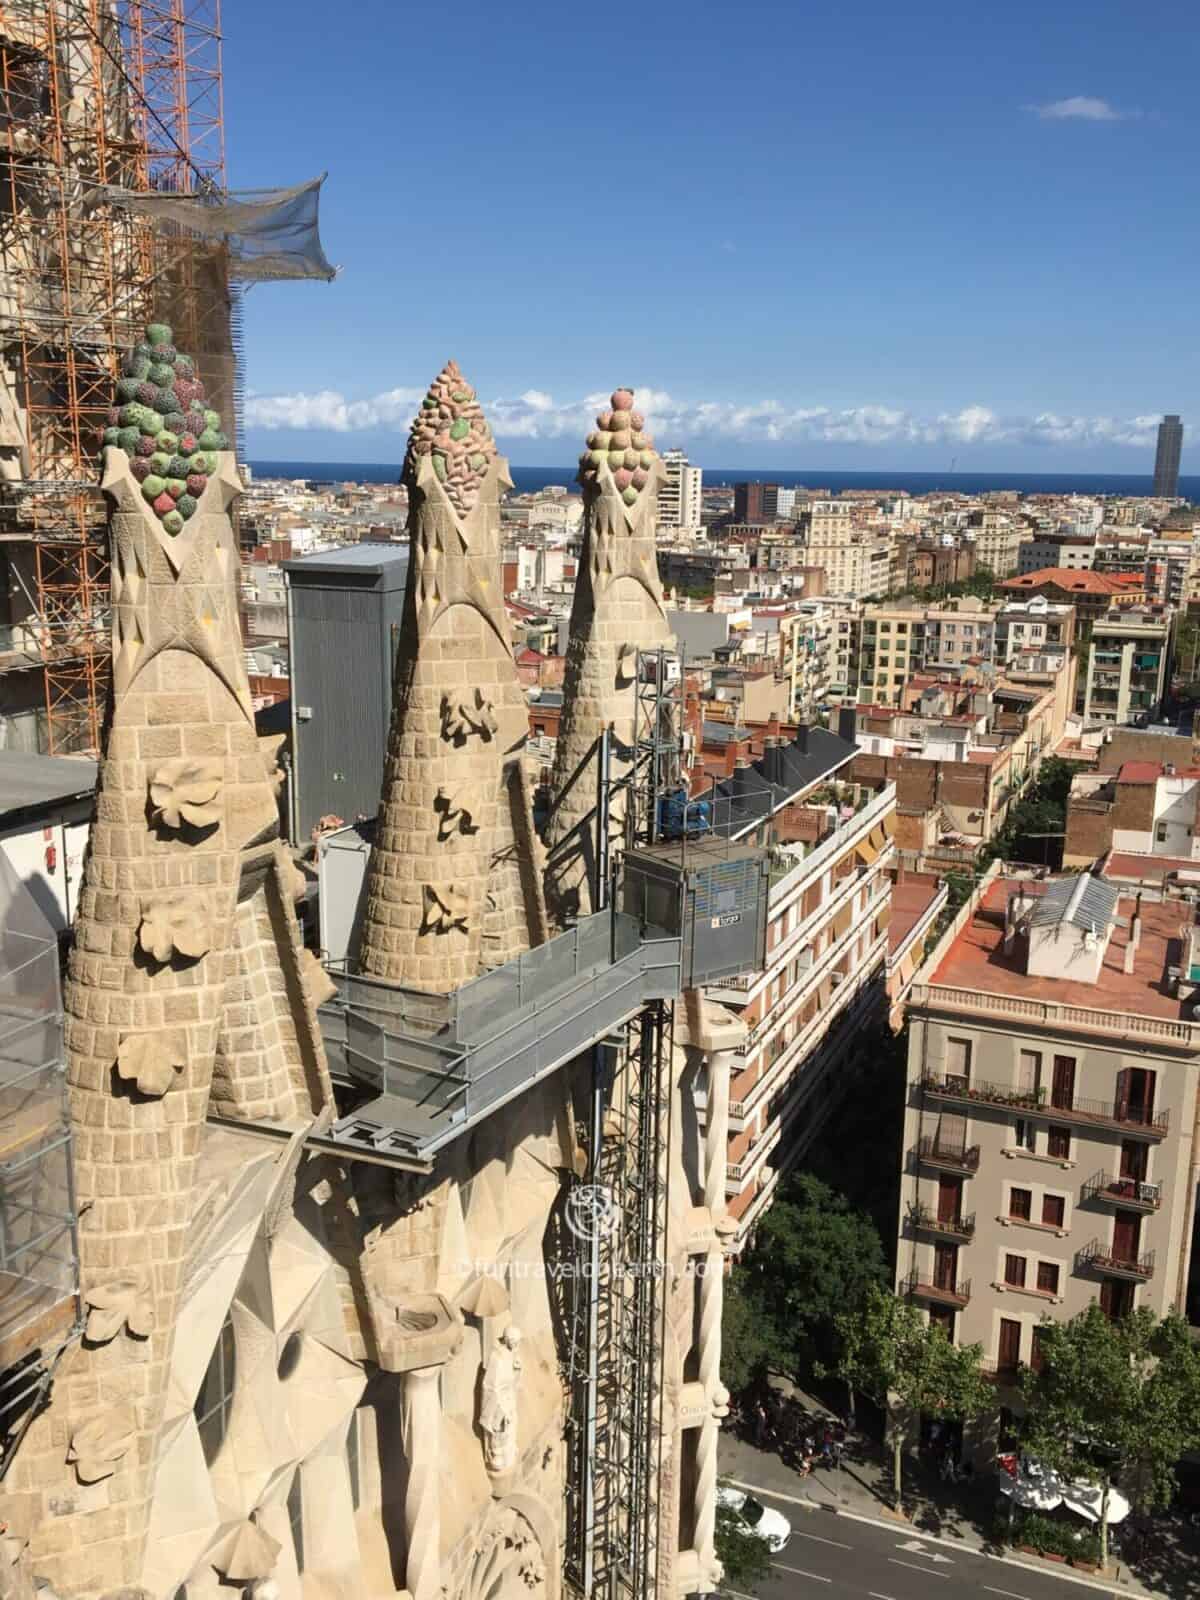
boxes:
[902,1271,972,1308]
[1080,1172,1162,1213]
[916,1134,980,1173]
[908,1202,976,1241]
[920,1072,1169,1139]
[1077,1239,1155,1281]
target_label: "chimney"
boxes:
[795,723,810,755]
[837,704,858,744]
[1131,912,1142,950]
[1123,930,1137,974]
[722,742,738,779]
[762,736,783,786]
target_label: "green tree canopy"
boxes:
[723,1174,887,1388]
[833,1284,991,1508]
[1020,1305,1200,1567]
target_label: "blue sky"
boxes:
[227,0,1198,473]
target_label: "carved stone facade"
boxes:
[1,359,735,1600]
[544,391,675,921]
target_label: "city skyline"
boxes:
[226,0,1197,472]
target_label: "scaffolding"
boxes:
[563,1002,672,1600]
[0,1,228,755]
[0,851,80,1476]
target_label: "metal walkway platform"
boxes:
[318,910,682,1159]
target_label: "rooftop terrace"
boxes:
[919,876,1194,1032]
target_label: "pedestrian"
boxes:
[831,1435,844,1470]
[820,1426,833,1466]
[754,1401,768,1448]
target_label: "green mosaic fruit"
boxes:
[116,376,141,401]
[197,428,221,451]
[146,323,172,346]
[149,452,170,474]
[176,493,197,519]
[142,474,166,501]
[166,478,186,500]
[162,509,184,534]
[120,402,157,433]
[167,455,190,479]
[148,362,174,387]
[622,486,639,505]
[116,427,140,452]
[153,386,178,414]
[103,427,121,447]
[122,354,150,380]
[203,408,220,431]
[155,431,179,454]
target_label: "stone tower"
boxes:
[357,360,546,989]
[543,389,674,920]
[5,324,334,1596]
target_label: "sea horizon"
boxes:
[248,459,1199,501]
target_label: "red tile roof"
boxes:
[998,568,1136,594]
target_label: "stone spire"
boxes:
[543,388,674,921]
[15,322,334,1593]
[357,362,547,991]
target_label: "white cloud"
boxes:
[244,384,1163,453]
[1028,96,1133,122]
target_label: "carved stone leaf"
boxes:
[300,948,336,1008]
[68,1406,136,1484]
[116,1030,186,1096]
[138,894,212,964]
[149,756,223,830]
[220,1518,281,1583]
[85,1272,156,1343]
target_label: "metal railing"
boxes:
[1077,1239,1155,1279]
[910,981,1200,1051]
[916,1134,980,1172]
[920,1071,1169,1136]
[908,1202,976,1239]
[901,1271,972,1305]
[1080,1172,1162,1211]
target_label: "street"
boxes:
[723,1482,1118,1600]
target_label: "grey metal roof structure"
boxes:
[0,753,97,821]
[701,720,752,745]
[703,724,857,840]
[283,544,409,580]
[1028,873,1120,933]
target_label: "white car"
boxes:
[716,1485,791,1553]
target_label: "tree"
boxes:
[733,1174,887,1378]
[720,1273,777,1395]
[832,1284,991,1509]
[715,1491,773,1592]
[1020,1305,1200,1569]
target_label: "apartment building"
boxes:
[777,599,858,718]
[699,729,900,1247]
[660,448,703,532]
[993,595,1076,664]
[1017,535,1096,575]
[804,537,890,599]
[853,601,996,706]
[999,568,1146,624]
[1083,607,1173,727]
[968,509,1024,577]
[1064,760,1200,867]
[900,869,1200,1402]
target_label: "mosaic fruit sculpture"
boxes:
[101,322,228,533]
[404,357,496,517]
[578,387,656,506]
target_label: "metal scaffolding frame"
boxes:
[0,1,227,755]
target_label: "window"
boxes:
[945,1037,972,1086]
[997,1317,1022,1373]
[1037,1261,1060,1295]
[1047,1126,1071,1160]
[194,1314,237,1465]
[1156,822,1168,843]
[1042,1195,1065,1228]
[1014,1118,1036,1152]
[287,1469,305,1571]
[1008,1187,1032,1221]
[1018,1050,1042,1094]
[1004,1253,1026,1288]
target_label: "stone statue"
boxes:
[479,1324,523,1474]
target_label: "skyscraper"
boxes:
[1153,414,1183,497]
[659,447,703,530]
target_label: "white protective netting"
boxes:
[92,173,338,283]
